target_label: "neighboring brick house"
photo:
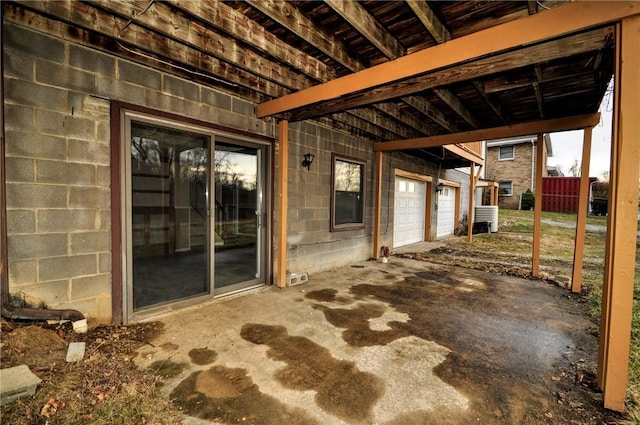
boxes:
[484,135,552,209]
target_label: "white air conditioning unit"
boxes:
[474,206,499,233]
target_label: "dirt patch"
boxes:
[0,320,181,425]
[148,359,186,379]
[240,323,384,423]
[170,365,321,425]
[188,347,218,365]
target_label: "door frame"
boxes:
[110,101,273,324]
[435,178,461,238]
[393,169,432,246]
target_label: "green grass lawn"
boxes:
[444,208,639,412]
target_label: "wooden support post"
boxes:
[467,162,475,243]
[276,120,289,288]
[571,127,593,293]
[598,16,640,412]
[531,133,544,277]
[373,151,382,259]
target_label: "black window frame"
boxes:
[331,153,366,231]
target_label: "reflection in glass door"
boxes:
[129,121,211,310]
[214,141,263,293]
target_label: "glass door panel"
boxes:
[130,121,210,310]
[214,141,262,291]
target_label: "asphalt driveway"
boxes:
[135,257,621,424]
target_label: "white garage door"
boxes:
[393,177,426,248]
[436,186,456,238]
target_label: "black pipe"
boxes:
[0,6,84,324]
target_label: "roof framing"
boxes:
[256,1,640,120]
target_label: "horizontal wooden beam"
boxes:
[257,1,639,119]
[275,27,611,122]
[374,113,600,152]
[444,144,484,165]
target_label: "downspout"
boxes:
[0,7,84,322]
[531,140,535,191]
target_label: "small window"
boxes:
[332,154,365,231]
[499,145,515,160]
[499,181,513,196]
[398,181,406,192]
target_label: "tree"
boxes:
[566,160,580,177]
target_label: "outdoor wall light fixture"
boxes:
[435,182,444,193]
[302,152,315,170]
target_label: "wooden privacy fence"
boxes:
[542,176,597,213]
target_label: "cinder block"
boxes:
[6,183,67,209]
[7,260,37,285]
[36,160,95,185]
[5,157,35,183]
[4,23,65,64]
[163,75,199,101]
[96,121,110,145]
[36,60,96,93]
[71,274,110,300]
[5,80,67,112]
[118,60,161,89]
[11,280,70,304]
[0,365,42,405]
[5,131,66,160]
[8,233,68,261]
[38,209,95,233]
[231,98,255,116]
[39,254,97,281]
[2,50,34,80]
[70,231,110,254]
[70,45,115,77]
[4,104,34,132]
[286,272,309,287]
[96,209,111,231]
[7,209,35,234]
[35,110,95,141]
[201,87,231,110]
[97,76,146,104]
[69,187,109,209]
[66,342,86,363]
[68,139,110,165]
[98,252,112,274]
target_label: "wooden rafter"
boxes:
[259,27,612,121]
[406,0,451,43]
[166,0,335,82]
[256,1,640,119]
[246,0,362,72]
[533,65,546,119]
[373,113,600,152]
[324,0,405,60]
[472,81,510,125]
[433,88,481,129]
[402,96,461,133]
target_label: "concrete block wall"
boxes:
[3,22,274,322]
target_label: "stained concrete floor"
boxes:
[136,257,611,425]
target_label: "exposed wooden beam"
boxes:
[532,133,545,277]
[246,0,363,72]
[468,162,475,243]
[324,0,405,60]
[373,102,437,136]
[571,127,593,293]
[598,15,640,412]
[167,0,335,82]
[276,120,289,288]
[442,144,484,165]
[433,88,481,129]
[372,151,383,259]
[406,0,451,43]
[374,114,600,152]
[17,1,288,98]
[257,1,639,118]
[402,96,461,132]
[472,80,510,125]
[528,0,539,15]
[533,65,546,119]
[269,28,611,122]
[88,0,314,90]
[348,108,421,140]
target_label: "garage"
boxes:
[393,177,426,248]
[436,185,456,238]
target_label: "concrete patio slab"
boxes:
[136,257,605,425]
